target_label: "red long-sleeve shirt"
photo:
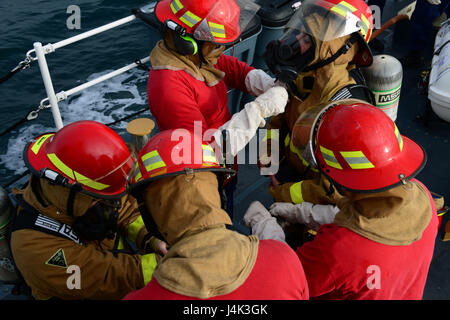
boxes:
[147,54,254,134]
[124,239,309,300]
[296,180,438,300]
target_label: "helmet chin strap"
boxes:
[67,188,77,217]
[197,41,207,65]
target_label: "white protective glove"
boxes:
[245,69,276,96]
[243,201,286,243]
[427,0,441,5]
[213,86,288,158]
[269,202,340,231]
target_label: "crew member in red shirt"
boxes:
[147,0,280,219]
[148,0,276,134]
[246,101,438,300]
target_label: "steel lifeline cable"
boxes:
[0,56,33,85]
[0,57,152,188]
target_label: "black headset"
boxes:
[132,5,200,57]
[164,19,199,56]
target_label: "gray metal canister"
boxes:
[361,55,403,122]
[0,186,20,283]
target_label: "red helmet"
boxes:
[24,121,134,198]
[304,102,426,192]
[155,0,259,45]
[129,129,234,192]
[285,0,374,66]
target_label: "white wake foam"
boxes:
[0,68,149,176]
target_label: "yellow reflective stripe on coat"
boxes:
[208,21,226,38]
[320,146,343,169]
[263,129,279,142]
[47,153,75,179]
[179,11,201,28]
[142,150,166,172]
[202,144,217,163]
[290,181,304,204]
[394,124,403,151]
[141,254,158,285]
[340,151,374,169]
[170,0,183,14]
[117,236,125,250]
[31,134,53,155]
[127,216,145,245]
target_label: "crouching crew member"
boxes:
[247,101,438,299]
[10,121,165,300]
[124,130,309,300]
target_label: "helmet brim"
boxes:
[24,133,130,199]
[130,167,236,197]
[318,135,427,193]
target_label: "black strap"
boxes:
[331,84,376,105]
[434,39,450,56]
[348,68,368,86]
[303,35,359,73]
[66,188,77,217]
[11,194,82,245]
[0,62,28,85]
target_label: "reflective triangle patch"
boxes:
[45,248,68,268]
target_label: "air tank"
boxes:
[0,186,19,283]
[361,54,403,122]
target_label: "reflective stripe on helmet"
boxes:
[394,124,403,152]
[31,134,53,155]
[149,168,167,178]
[47,153,75,179]
[331,1,357,18]
[142,150,166,172]
[320,145,343,169]
[47,153,110,190]
[179,10,201,28]
[134,163,143,182]
[360,14,370,40]
[208,21,226,38]
[170,0,183,14]
[340,1,357,12]
[290,181,305,204]
[74,171,109,191]
[340,151,374,169]
[141,254,158,285]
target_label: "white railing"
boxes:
[28,8,154,130]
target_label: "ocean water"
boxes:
[0,0,160,187]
